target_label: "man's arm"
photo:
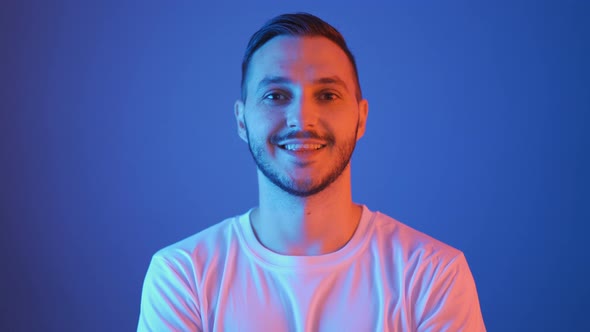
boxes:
[414,253,486,332]
[137,255,202,332]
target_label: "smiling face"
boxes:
[235,36,368,197]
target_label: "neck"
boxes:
[251,166,362,256]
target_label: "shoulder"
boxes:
[150,214,242,273]
[364,209,485,330]
[368,208,463,264]
[138,215,246,331]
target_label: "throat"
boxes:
[250,204,362,256]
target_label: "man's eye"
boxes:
[319,92,338,101]
[264,93,288,101]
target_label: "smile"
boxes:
[279,143,325,151]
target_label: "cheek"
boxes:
[325,115,359,136]
[247,112,283,135]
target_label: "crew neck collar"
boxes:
[234,205,375,271]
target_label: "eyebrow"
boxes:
[315,76,349,90]
[257,76,292,91]
[256,75,350,93]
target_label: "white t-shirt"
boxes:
[138,206,486,331]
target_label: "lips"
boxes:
[277,140,327,152]
[280,143,324,151]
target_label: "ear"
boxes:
[355,98,369,140]
[234,99,248,143]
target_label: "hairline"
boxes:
[246,36,360,101]
[240,14,362,102]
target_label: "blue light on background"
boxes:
[1,1,587,331]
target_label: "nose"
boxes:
[286,96,318,129]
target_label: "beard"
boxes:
[244,121,359,197]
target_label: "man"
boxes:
[138,12,486,331]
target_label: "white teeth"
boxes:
[283,143,323,151]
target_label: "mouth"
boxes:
[278,143,326,151]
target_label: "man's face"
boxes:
[235,36,368,197]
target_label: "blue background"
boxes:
[1,1,588,331]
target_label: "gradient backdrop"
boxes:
[2,1,588,331]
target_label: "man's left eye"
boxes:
[319,92,338,101]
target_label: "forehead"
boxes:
[246,36,356,91]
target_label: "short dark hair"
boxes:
[240,12,362,101]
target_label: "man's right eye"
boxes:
[264,93,287,101]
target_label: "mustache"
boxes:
[270,130,335,144]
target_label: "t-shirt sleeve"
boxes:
[415,253,486,332]
[137,255,202,332]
